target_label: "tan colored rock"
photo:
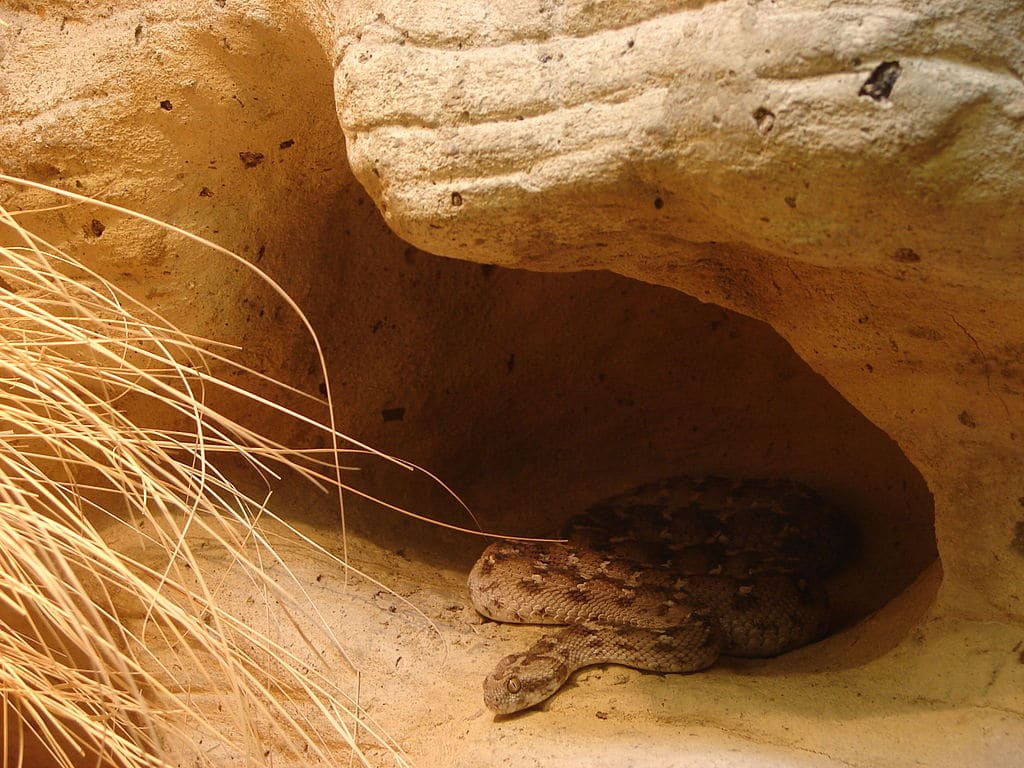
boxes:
[335,0,1024,636]
[340,3,1024,274]
[0,1,1021,766]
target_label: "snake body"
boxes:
[468,476,854,714]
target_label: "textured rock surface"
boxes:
[339,2,1024,274]
[334,0,1024,634]
[1,1,1022,766]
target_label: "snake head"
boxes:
[482,651,569,714]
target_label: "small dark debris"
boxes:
[506,353,515,373]
[595,711,609,720]
[857,314,869,324]
[371,320,384,333]
[279,138,295,149]
[450,191,463,207]
[908,326,942,341]
[381,407,406,422]
[957,410,977,428]
[859,61,902,101]
[316,574,323,582]
[134,24,143,44]
[199,187,213,197]
[239,151,265,168]
[480,263,496,277]
[892,247,921,263]
[214,0,226,7]
[256,244,266,262]
[865,363,874,372]
[752,107,775,134]
[318,381,327,396]
[24,160,62,182]
[88,219,106,238]
[784,196,796,208]
[653,196,664,209]
[159,99,173,111]
[1012,521,1024,557]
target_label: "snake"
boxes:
[467,476,855,714]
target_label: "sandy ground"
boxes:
[107,480,1012,768]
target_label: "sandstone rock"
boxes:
[0,1,1021,766]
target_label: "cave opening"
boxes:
[309,241,939,672]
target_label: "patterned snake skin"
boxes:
[468,476,855,714]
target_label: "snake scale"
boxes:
[468,476,856,714]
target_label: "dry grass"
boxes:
[0,176,466,767]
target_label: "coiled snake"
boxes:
[468,476,855,714]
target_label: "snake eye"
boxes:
[506,676,522,694]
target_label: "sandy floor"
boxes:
[105,469,1021,768]
[178,484,1014,768]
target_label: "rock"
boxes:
[334,0,1024,648]
[0,1,1020,765]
